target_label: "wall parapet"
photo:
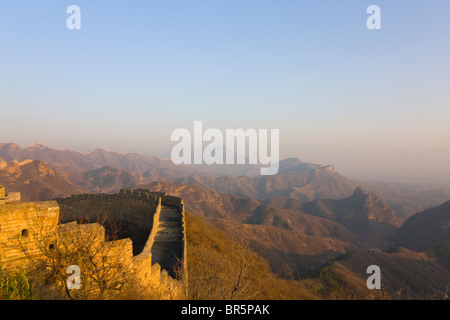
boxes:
[0,184,5,205]
[0,187,187,299]
[142,197,161,254]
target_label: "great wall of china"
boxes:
[0,185,187,299]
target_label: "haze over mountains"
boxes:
[1,141,450,299]
[0,158,84,201]
[1,142,449,218]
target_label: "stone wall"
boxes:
[0,188,187,300]
[0,201,59,268]
[5,192,21,203]
[57,193,158,226]
[54,221,136,300]
[57,193,158,255]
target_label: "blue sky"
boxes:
[1,1,449,182]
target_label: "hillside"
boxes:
[300,187,400,249]
[178,162,358,201]
[393,201,450,267]
[2,142,450,300]
[187,213,450,300]
[137,181,356,244]
[0,143,196,192]
[361,180,450,219]
[185,212,318,300]
[137,181,358,277]
[0,158,84,201]
[328,248,450,299]
[2,143,449,220]
[394,200,450,249]
[211,218,355,278]
[83,166,143,193]
[0,143,196,177]
[0,144,359,201]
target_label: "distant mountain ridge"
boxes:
[175,158,358,201]
[1,142,450,219]
[0,158,84,201]
[0,142,196,176]
[0,142,197,191]
[301,187,400,225]
[84,166,143,193]
[2,142,450,297]
[300,187,400,248]
[394,201,450,251]
[0,142,358,201]
[136,180,357,276]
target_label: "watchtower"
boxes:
[0,184,5,205]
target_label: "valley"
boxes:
[1,142,450,299]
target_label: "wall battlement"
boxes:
[0,184,5,205]
[0,184,22,204]
[0,188,187,300]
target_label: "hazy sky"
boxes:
[1,1,449,183]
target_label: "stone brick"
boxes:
[0,188,187,299]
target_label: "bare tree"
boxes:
[187,231,257,300]
[279,261,297,280]
[1,212,145,300]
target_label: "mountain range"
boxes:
[1,141,450,299]
[2,142,450,218]
[0,158,84,201]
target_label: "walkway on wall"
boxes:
[151,205,183,278]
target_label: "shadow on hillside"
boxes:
[249,241,346,279]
